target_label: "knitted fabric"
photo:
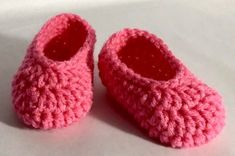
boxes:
[12,13,96,129]
[98,28,225,148]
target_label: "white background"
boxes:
[0,0,234,155]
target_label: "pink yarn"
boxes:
[12,13,96,129]
[98,28,225,148]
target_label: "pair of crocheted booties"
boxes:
[12,13,225,148]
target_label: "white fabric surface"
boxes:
[0,0,234,155]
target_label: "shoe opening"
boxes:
[118,36,176,81]
[43,19,88,61]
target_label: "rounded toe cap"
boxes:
[12,71,92,129]
[148,87,225,148]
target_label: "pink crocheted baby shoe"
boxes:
[12,13,96,129]
[98,28,225,148]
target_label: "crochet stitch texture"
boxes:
[12,13,96,129]
[98,28,225,148]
